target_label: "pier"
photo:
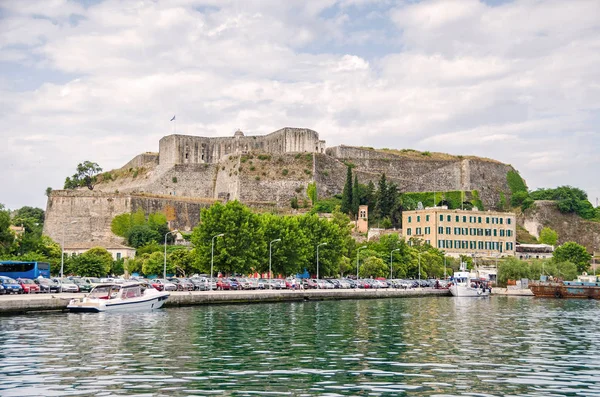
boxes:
[0,288,451,314]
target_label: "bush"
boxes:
[172,177,177,183]
[257,154,271,161]
[282,169,289,176]
[507,170,528,193]
[290,197,299,209]
[510,191,530,207]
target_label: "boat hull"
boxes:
[68,294,169,312]
[529,281,600,299]
[450,285,490,297]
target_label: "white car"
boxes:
[54,278,80,293]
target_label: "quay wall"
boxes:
[0,289,451,314]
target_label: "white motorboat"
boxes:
[67,282,169,312]
[449,263,491,297]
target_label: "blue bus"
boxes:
[0,261,51,279]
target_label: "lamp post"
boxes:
[210,233,224,290]
[60,220,78,279]
[269,239,281,289]
[444,256,447,280]
[390,248,400,279]
[316,242,327,286]
[163,230,178,279]
[356,246,367,284]
[418,251,421,285]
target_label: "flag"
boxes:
[170,115,176,121]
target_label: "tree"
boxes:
[553,242,591,273]
[127,225,161,248]
[539,227,558,246]
[340,165,353,214]
[64,161,103,190]
[142,251,171,277]
[191,201,264,276]
[351,174,360,217]
[0,205,14,254]
[359,256,388,278]
[307,182,317,205]
[45,187,53,197]
[363,180,376,210]
[169,248,195,277]
[72,247,113,277]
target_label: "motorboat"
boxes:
[449,263,491,297]
[67,282,169,312]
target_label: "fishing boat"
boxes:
[449,263,491,297]
[67,282,169,312]
[529,275,600,299]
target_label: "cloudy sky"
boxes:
[1,0,599,210]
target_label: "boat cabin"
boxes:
[88,283,145,300]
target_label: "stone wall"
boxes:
[44,190,132,245]
[120,152,159,170]
[518,200,600,253]
[158,128,323,167]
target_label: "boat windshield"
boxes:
[89,285,120,299]
[120,285,142,299]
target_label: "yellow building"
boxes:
[402,206,516,257]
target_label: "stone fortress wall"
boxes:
[158,127,325,166]
[44,127,518,246]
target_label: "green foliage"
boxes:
[507,170,528,193]
[539,227,558,246]
[530,186,598,220]
[421,151,431,156]
[142,251,170,277]
[290,196,299,209]
[169,249,196,276]
[70,247,113,277]
[516,225,539,244]
[64,161,103,190]
[381,217,392,229]
[498,257,579,285]
[510,191,529,207]
[111,213,132,237]
[172,176,178,183]
[359,256,388,278]
[351,175,360,216]
[498,192,507,211]
[307,181,317,205]
[282,169,289,176]
[136,241,162,256]
[45,187,53,196]
[497,257,531,285]
[310,197,342,214]
[341,165,353,214]
[0,205,14,254]
[257,154,271,161]
[127,225,161,248]
[553,241,592,273]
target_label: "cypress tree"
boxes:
[375,173,388,219]
[352,174,360,217]
[341,165,353,214]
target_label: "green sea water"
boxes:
[1,296,599,396]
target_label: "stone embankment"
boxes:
[0,289,450,315]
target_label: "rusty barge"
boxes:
[529,280,600,299]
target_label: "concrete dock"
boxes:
[0,288,451,315]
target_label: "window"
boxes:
[448,240,453,249]
[477,228,483,236]
[425,240,430,245]
[426,215,430,222]
[456,215,460,222]
[438,240,443,248]
[507,230,512,237]
[446,227,451,234]
[486,217,490,224]
[406,228,412,236]
[417,216,421,222]
[500,230,505,237]
[447,215,451,222]
[493,229,497,237]
[500,218,503,225]
[416,227,422,235]
[507,218,512,225]
[408,216,412,223]
[440,214,444,221]
[485,229,491,236]
[454,227,460,235]
[116,252,122,260]
[478,217,482,223]
[425,227,431,235]
[463,216,467,222]
[438,226,444,234]
[478,241,483,250]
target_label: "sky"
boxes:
[1,0,599,211]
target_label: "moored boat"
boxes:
[529,278,600,299]
[449,263,491,297]
[67,282,169,312]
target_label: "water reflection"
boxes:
[1,297,600,396]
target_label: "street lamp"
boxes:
[163,230,179,279]
[356,246,367,284]
[269,239,281,289]
[390,248,400,279]
[60,220,78,278]
[316,242,327,285]
[210,233,224,290]
[418,251,421,285]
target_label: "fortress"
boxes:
[44,127,519,246]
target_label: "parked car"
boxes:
[154,279,178,291]
[168,278,194,291]
[35,278,61,293]
[0,284,4,295]
[0,276,24,294]
[71,278,94,292]
[16,278,40,294]
[231,277,252,290]
[53,278,80,293]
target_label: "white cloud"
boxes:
[0,0,599,209]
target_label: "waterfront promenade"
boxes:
[0,288,450,314]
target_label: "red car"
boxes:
[17,278,41,294]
